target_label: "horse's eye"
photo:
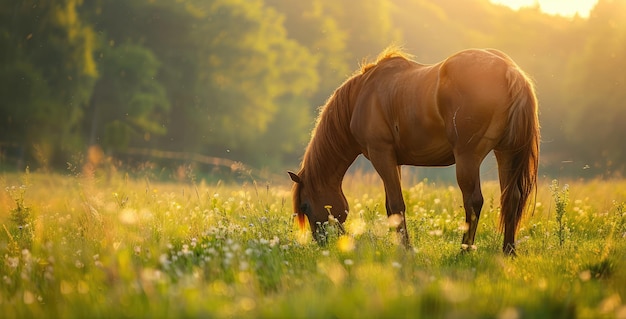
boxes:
[300,203,309,214]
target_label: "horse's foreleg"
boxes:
[455,157,484,252]
[369,150,410,248]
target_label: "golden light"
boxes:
[490,0,598,18]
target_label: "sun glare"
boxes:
[490,0,599,18]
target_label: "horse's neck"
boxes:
[322,152,358,187]
[304,137,359,189]
[303,76,362,188]
[305,128,360,188]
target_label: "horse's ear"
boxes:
[288,171,301,184]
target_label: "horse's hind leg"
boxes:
[494,150,523,255]
[455,155,484,252]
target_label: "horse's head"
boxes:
[288,171,348,243]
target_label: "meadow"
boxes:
[1,168,625,318]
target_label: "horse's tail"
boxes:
[498,66,540,235]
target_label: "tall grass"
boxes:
[0,170,625,318]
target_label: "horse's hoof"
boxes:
[460,244,477,253]
[503,244,517,257]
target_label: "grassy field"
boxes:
[1,169,625,318]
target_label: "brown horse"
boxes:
[289,48,539,255]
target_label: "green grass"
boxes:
[1,170,625,318]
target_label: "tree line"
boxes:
[1,0,625,178]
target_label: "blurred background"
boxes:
[1,0,625,181]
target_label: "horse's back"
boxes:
[349,56,454,165]
[438,49,513,110]
[436,49,516,152]
[349,49,520,166]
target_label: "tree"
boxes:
[81,0,199,154]
[322,0,401,64]
[0,0,97,168]
[563,0,626,174]
[264,0,350,108]
[81,0,319,168]
[167,0,319,167]
[86,43,169,152]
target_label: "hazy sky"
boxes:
[490,0,598,17]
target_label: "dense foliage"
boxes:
[1,0,625,176]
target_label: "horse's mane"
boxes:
[297,47,412,188]
[297,75,358,188]
[360,46,413,74]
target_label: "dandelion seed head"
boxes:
[599,294,622,314]
[498,307,520,319]
[347,217,366,236]
[159,254,170,266]
[238,297,256,312]
[119,208,138,225]
[7,256,19,269]
[459,222,469,232]
[579,270,591,282]
[269,236,280,247]
[429,229,443,236]
[23,290,36,304]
